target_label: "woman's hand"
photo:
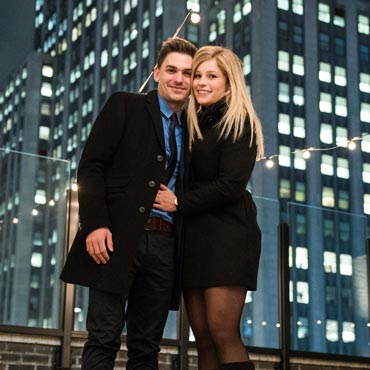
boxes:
[154,184,177,212]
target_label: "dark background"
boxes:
[0,1,35,85]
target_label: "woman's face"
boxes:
[192,59,227,107]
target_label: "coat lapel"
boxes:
[145,90,165,152]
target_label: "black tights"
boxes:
[184,287,250,370]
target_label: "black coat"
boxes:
[60,90,185,309]
[177,101,261,290]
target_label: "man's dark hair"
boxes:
[156,37,197,67]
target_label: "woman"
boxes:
[154,46,264,370]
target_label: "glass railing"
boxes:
[1,155,369,360]
[287,202,370,357]
[0,150,70,328]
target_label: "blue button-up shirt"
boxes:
[150,93,183,223]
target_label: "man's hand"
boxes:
[154,184,177,212]
[86,227,114,264]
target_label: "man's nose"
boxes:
[174,72,184,83]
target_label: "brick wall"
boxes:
[1,332,370,370]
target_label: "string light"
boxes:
[31,209,39,216]
[261,133,367,168]
[138,3,200,93]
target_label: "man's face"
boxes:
[154,52,193,111]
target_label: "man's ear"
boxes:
[153,66,159,82]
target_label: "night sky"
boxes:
[0,1,35,85]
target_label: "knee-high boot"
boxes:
[220,361,255,370]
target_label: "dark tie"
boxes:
[163,113,179,185]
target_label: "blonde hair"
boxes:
[188,46,264,159]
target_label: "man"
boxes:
[60,37,197,370]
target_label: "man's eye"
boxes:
[167,69,176,73]
[184,71,192,77]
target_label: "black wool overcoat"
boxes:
[60,90,185,309]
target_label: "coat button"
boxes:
[157,155,164,162]
[139,206,146,213]
[149,180,156,187]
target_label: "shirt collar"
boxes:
[157,91,182,125]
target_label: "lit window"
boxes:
[296,247,308,269]
[39,126,50,140]
[320,123,333,144]
[242,0,252,16]
[295,182,305,202]
[278,50,289,72]
[130,23,138,40]
[326,320,339,342]
[112,40,119,58]
[338,190,349,210]
[336,126,348,147]
[142,40,149,59]
[333,10,345,27]
[335,96,347,117]
[364,194,370,214]
[278,82,290,103]
[101,49,108,67]
[293,55,304,75]
[292,0,303,15]
[358,14,370,35]
[361,133,370,153]
[279,145,291,167]
[130,51,137,70]
[40,103,51,115]
[363,163,370,183]
[294,150,306,170]
[319,92,332,113]
[321,154,333,176]
[123,29,130,46]
[296,281,309,304]
[280,179,290,198]
[277,0,289,11]
[293,86,304,106]
[243,54,251,76]
[123,58,129,75]
[124,0,130,15]
[342,322,355,343]
[217,9,226,34]
[293,117,305,138]
[340,254,352,276]
[35,189,47,204]
[234,3,242,23]
[337,158,349,179]
[102,21,108,37]
[334,66,346,86]
[31,253,43,268]
[322,186,334,207]
[209,22,217,42]
[113,9,120,26]
[318,3,330,23]
[42,65,53,78]
[155,0,163,16]
[111,68,118,85]
[297,317,308,339]
[360,73,370,93]
[278,113,290,135]
[41,82,53,97]
[324,251,336,273]
[360,102,370,123]
[143,10,150,28]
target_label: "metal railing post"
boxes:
[278,223,290,370]
[60,188,79,369]
[178,298,190,370]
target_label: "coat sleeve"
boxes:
[177,126,257,215]
[77,92,125,236]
